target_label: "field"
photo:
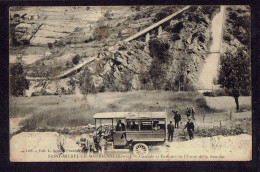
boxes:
[10,91,251,138]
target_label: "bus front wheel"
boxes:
[133,143,149,156]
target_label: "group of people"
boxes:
[186,106,196,120]
[167,106,195,142]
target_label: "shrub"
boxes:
[149,38,170,62]
[47,42,53,49]
[238,104,252,112]
[153,12,168,23]
[202,89,229,97]
[169,22,184,33]
[171,33,181,41]
[118,45,127,51]
[84,36,94,43]
[202,91,215,97]
[93,26,109,42]
[72,54,81,65]
[79,67,97,94]
[10,62,29,96]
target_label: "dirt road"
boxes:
[10,132,251,162]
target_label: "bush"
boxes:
[84,36,94,43]
[79,68,97,94]
[47,42,53,49]
[171,33,181,41]
[118,45,127,51]
[153,12,168,23]
[149,38,170,62]
[93,26,109,42]
[72,54,81,65]
[238,104,252,112]
[202,89,229,97]
[169,22,184,33]
[10,62,29,96]
[202,91,215,97]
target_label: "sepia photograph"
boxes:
[9,5,252,162]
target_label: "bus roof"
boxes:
[93,112,167,119]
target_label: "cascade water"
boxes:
[199,6,224,90]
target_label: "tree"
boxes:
[218,49,251,112]
[79,67,96,94]
[10,62,29,96]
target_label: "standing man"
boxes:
[167,121,175,142]
[186,107,191,118]
[172,110,182,128]
[191,106,195,120]
[184,118,195,140]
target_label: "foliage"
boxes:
[167,22,184,34]
[202,89,229,97]
[72,54,81,65]
[219,50,251,96]
[153,12,168,23]
[200,6,220,20]
[218,50,251,111]
[227,7,250,46]
[13,14,20,18]
[10,62,29,96]
[47,42,53,49]
[139,71,153,90]
[93,26,109,42]
[149,38,170,62]
[79,67,96,94]
[149,59,167,90]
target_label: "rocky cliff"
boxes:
[78,6,220,94]
[10,6,220,96]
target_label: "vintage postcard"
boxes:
[9,5,252,162]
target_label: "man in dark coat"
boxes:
[186,107,191,118]
[172,110,182,128]
[167,121,175,142]
[184,118,195,140]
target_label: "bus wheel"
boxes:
[133,143,149,156]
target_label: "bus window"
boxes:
[158,120,166,130]
[140,121,152,131]
[115,119,126,131]
[153,121,160,130]
[126,121,139,131]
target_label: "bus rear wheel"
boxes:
[133,143,149,156]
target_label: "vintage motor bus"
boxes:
[78,111,167,156]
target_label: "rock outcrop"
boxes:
[78,6,219,93]
[10,6,221,95]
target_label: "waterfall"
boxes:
[199,6,225,91]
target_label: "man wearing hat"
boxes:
[167,121,175,142]
[184,118,195,140]
[172,109,182,128]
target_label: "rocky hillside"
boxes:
[10,6,220,96]
[78,6,220,94]
[222,6,250,55]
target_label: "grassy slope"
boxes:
[10,91,251,137]
[10,91,214,130]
